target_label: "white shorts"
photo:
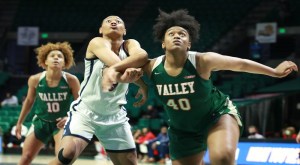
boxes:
[63,100,135,152]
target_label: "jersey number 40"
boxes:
[167,98,191,111]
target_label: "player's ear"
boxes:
[187,41,191,50]
[99,27,103,35]
[162,42,165,49]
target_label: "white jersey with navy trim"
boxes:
[76,42,129,115]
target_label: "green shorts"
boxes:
[28,116,60,144]
[168,99,243,160]
[168,129,207,160]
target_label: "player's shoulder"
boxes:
[124,39,140,46]
[191,51,209,57]
[198,51,220,56]
[28,72,43,86]
[195,51,219,61]
[149,56,163,67]
[125,38,139,43]
[89,37,109,45]
[29,72,43,81]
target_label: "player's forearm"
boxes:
[238,59,276,77]
[133,78,147,88]
[17,110,29,125]
[17,101,33,125]
[110,51,148,72]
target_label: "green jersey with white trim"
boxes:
[150,51,228,133]
[35,71,72,121]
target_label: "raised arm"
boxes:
[197,52,298,80]
[103,39,148,81]
[102,39,148,91]
[110,39,148,71]
[87,37,122,66]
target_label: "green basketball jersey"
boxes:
[150,51,228,133]
[35,71,72,121]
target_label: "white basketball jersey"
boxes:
[76,42,129,115]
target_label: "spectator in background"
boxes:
[247,125,265,139]
[7,124,28,148]
[133,129,143,161]
[145,126,169,163]
[1,92,19,107]
[94,141,107,160]
[136,127,156,162]
[282,126,297,139]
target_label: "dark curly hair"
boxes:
[153,9,200,42]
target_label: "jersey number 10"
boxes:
[47,102,60,113]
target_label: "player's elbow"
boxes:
[140,50,148,66]
[136,49,148,58]
[136,50,148,66]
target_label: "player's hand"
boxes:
[56,117,67,129]
[274,61,298,78]
[15,124,22,140]
[133,84,148,107]
[102,67,143,92]
[119,68,143,83]
[102,67,119,92]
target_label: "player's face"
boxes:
[45,50,65,69]
[162,26,191,52]
[100,16,126,38]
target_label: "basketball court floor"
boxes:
[0,154,158,165]
[0,154,114,165]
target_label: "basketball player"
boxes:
[138,9,298,165]
[49,15,148,165]
[15,42,81,165]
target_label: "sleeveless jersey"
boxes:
[77,42,129,115]
[150,51,228,133]
[35,71,72,121]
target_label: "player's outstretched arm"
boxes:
[201,52,298,78]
